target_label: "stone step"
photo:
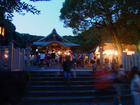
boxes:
[21,71,131,104]
[31,73,94,77]
[29,84,130,91]
[26,88,131,97]
[21,94,132,103]
[31,77,99,81]
[31,80,130,88]
[29,71,95,77]
[31,80,97,85]
[30,84,96,91]
[29,71,93,74]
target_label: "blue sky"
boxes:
[12,0,73,36]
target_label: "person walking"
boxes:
[128,66,140,105]
[111,68,122,105]
[45,51,51,66]
[59,55,76,85]
[40,52,45,66]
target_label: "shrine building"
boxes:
[31,29,79,55]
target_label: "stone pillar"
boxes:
[88,54,91,67]
[99,47,104,68]
[134,51,138,67]
[126,55,128,71]
[128,55,131,71]
[21,48,25,70]
[132,54,135,67]
[0,47,5,70]
[8,41,14,71]
[26,46,31,67]
[122,52,126,70]
[17,48,20,70]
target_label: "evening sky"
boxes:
[12,0,73,36]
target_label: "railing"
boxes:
[122,52,140,71]
[0,41,25,71]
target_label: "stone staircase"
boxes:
[18,71,132,104]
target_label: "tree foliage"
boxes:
[0,0,49,47]
[60,0,140,64]
[60,0,140,34]
[20,33,43,48]
[0,0,41,20]
[63,31,101,52]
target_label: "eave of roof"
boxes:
[33,41,79,47]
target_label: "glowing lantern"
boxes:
[0,22,5,37]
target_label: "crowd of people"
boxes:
[25,50,62,66]
[25,51,97,68]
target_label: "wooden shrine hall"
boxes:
[31,29,79,54]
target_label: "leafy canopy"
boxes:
[0,0,52,20]
[60,0,140,40]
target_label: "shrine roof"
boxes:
[33,41,78,47]
[33,29,79,47]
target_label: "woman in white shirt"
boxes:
[128,66,140,105]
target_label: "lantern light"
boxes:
[58,51,61,55]
[0,22,5,37]
[36,49,38,52]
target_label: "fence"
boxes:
[122,52,140,71]
[0,41,25,71]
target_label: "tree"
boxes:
[0,0,50,47]
[60,0,140,65]
[0,0,41,20]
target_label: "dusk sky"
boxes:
[12,0,73,36]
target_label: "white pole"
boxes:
[26,46,31,67]
[8,41,14,71]
[132,54,135,67]
[21,49,25,70]
[126,55,128,71]
[134,51,138,67]
[17,48,20,70]
[128,55,131,71]
[122,52,126,70]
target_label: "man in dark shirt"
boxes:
[60,55,76,84]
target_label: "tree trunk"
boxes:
[112,31,123,67]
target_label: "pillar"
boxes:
[132,54,135,67]
[122,52,126,70]
[126,55,128,71]
[21,48,25,70]
[8,41,14,71]
[134,51,138,67]
[26,46,31,67]
[99,47,103,68]
[17,48,20,70]
[0,47,5,70]
[128,55,131,71]
[88,54,91,67]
